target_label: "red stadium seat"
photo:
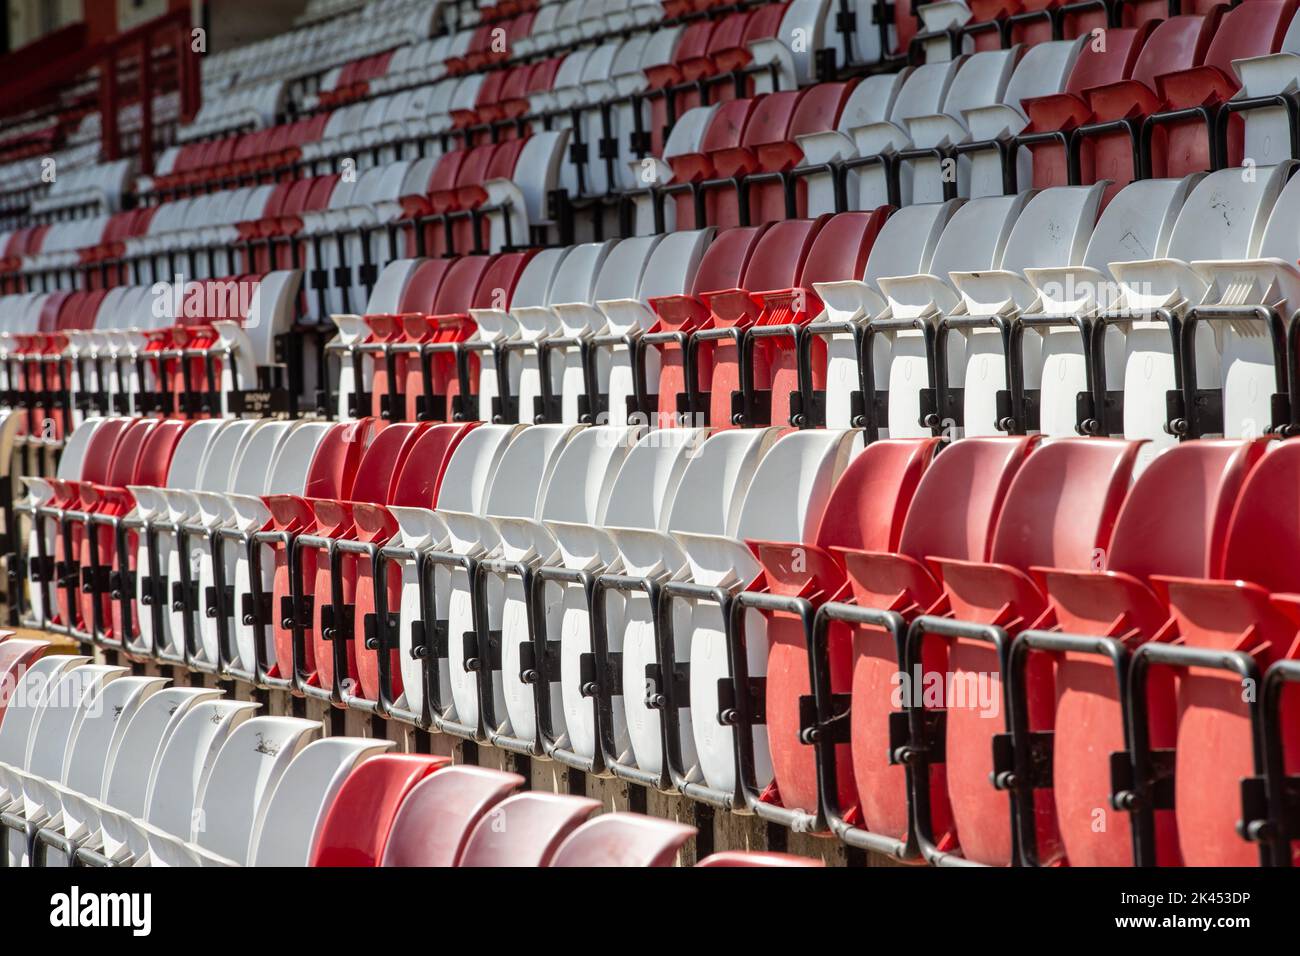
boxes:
[379,766,523,866]
[309,754,450,866]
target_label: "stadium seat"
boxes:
[380,765,524,866]
[250,737,397,865]
[385,423,520,726]
[549,812,695,866]
[309,753,451,866]
[1023,438,1264,866]
[459,791,601,866]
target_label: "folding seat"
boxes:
[250,737,396,866]
[20,417,109,630]
[730,437,941,834]
[380,766,523,866]
[49,685,219,866]
[0,654,87,818]
[1018,23,1157,192]
[466,424,641,754]
[937,183,1106,438]
[826,59,963,211]
[306,421,476,709]
[349,252,535,427]
[959,39,1090,198]
[1178,167,1300,441]
[459,791,601,866]
[644,224,770,429]
[678,219,838,431]
[30,672,168,865]
[1104,163,1290,447]
[383,423,517,725]
[136,419,260,667]
[2,662,125,866]
[659,430,862,808]
[1107,440,1300,867]
[880,438,1142,865]
[1062,13,1221,206]
[120,419,230,660]
[418,423,581,741]
[417,131,568,258]
[1013,176,1191,440]
[309,753,451,866]
[258,419,372,694]
[721,210,887,433]
[148,715,322,866]
[531,237,664,427]
[183,420,301,673]
[550,813,695,866]
[886,47,1032,204]
[631,100,737,234]
[56,417,161,641]
[1143,1,1300,180]
[697,850,823,866]
[558,428,769,788]
[68,417,192,650]
[867,192,1030,439]
[684,90,845,228]
[777,436,1034,856]
[583,230,712,429]
[459,247,569,425]
[500,241,617,425]
[1002,438,1264,866]
[116,701,270,865]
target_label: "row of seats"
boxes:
[0,642,806,866]
[14,4,1300,309]
[9,157,1300,460]
[0,272,302,439]
[333,168,1300,446]
[18,411,1300,866]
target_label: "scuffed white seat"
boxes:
[1107,163,1290,450]
[152,716,322,867]
[250,736,394,866]
[1026,176,1196,439]
[93,687,224,864]
[120,698,260,867]
[945,183,1106,436]
[873,193,1029,438]
[549,427,708,768]
[489,424,640,752]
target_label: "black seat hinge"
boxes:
[991,729,1053,790]
[889,708,947,765]
[717,675,766,726]
[644,661,690,709]
[579,650,623,698]
[799,692,851,745]
[1110,747,1176,812]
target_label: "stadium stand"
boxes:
[1,0,1300,871]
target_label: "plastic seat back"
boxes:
[379,766,524,866]
[550,813,695,867]
[308,754,451,866]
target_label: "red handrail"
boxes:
[0,9,201,174]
